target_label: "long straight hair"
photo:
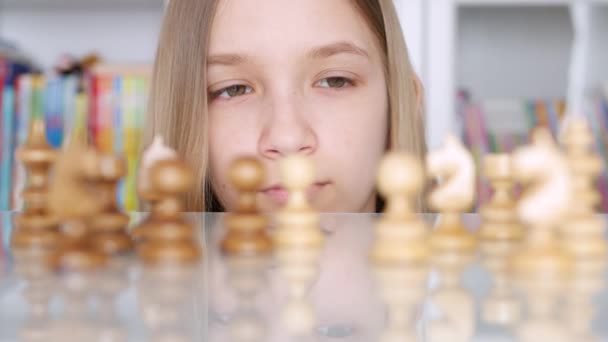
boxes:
[145,0,426,211]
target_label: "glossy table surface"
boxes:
[0,212,607,341]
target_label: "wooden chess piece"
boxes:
[560,117,606,264]
[47,135,106,271]
[426,134,477,254]
[89,154,133,255]
[273,155,323,249]
[221,157,272,255]
[511,128,572,279]
[11,119,59,256]
[479,154,523,241]
[132,136,178,242]
[137,159,201,265]
[371,151,430,264]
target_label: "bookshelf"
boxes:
[424,0,608,149]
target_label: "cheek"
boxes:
[208,109,260,210]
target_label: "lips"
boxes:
[260,181,331,205]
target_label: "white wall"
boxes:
[457,6,573,100]
[0,7,164,70]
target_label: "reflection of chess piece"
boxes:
[427,135,477,255]
[225,255,271,342]
[221,157,272,255]
[374,261,428,342]
[479,154,523,241]
[50,271,98,341]
[276,247,322,337]
[136,264,201,341]
[11,118,59,256]
[515,272,569,342]
[480,239,521,327]
[92,257,131,342]
[13,249,56,342]
[427,251,475,342]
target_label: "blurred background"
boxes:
[0,0,606,211]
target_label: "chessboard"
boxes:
[0,212,607,341]
[1,116,608,341]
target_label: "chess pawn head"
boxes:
[280,155,315,209]
[138,136,178,201]
[150,159,195,215]
[377,152,424,215]
[229,156,265,213]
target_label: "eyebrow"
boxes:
[308,41,370,60]
[207,41,370,67]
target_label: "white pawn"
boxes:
[371,152,429,263]
[274,155,323,248]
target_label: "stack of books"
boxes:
[459,88,608,211]
[2,62,151,211]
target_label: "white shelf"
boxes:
[0,0,164,10]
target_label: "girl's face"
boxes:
[207,0,388,212]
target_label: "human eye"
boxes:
[315,76,355,89]
[211,84,253,100]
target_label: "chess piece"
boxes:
[221,157,272,255]
[515,269,569,342]
[560,117,606,263]
[137,159,202,265]
[132,135,178,241]
[371,152,430,264]
[225,255,271,342]
[479,154,523,241]
[11,119,59,256]
[511,128,572,278]
[47,135,106,271]
[274,154,323,248]
[89,154,133,255]
[374,260,429,342]
[426,134,477,254]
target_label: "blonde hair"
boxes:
[145,0,426,211]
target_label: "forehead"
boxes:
[209,0,380,59]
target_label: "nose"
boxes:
[258,92,317,159]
